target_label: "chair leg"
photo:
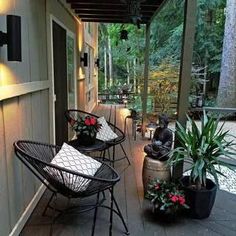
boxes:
[42,192,56,216]
[124,117,128,135]
[112,145,115,167]
[120,143,131,165]
[112,193,129,235]
[109,187,114,236]
[91,192,100,236]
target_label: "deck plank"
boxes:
[20,105,236,236]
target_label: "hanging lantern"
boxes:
[120,29,128,40]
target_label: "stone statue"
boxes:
[144,114,173,161]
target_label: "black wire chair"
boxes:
[14,140,129,236]
[65,109,130,166]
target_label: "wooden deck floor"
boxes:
[21,105,236,236]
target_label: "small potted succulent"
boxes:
[169,111,236,219]
[72,116,101,146]
[147,179,189,221]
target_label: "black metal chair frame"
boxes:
[65,109,130,166]
[124,110,142,141]
[14,140,129,236]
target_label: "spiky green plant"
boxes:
[169,111,236,190]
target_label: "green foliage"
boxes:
[72,116,101,136]
[149,60,179,115]
[169,112,236,190]
[194,0,226,74]
[147,179,189,213]
[150,0,184,65]
[98,0,226,110]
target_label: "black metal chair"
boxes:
[65,109,131,166]
[14,140,129,236]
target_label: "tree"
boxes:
[217,0,236,107]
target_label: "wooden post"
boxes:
[142,23,151,137]
[173,0,197,179]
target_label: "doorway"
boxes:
[52,20,68,145]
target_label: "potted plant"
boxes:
[72,116,101,146]
[147,179,189,221]
[169,111,236,219]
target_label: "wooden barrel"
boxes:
[142,156,171,196]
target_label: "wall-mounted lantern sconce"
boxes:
[80,52,88,67]
[95,58,99,68]
[0,15,22,62]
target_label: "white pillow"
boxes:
[97,116,118,141]
[45,143,101,192]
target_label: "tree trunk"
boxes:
[217,0,236,108]
[108,37,113,88]
[104,46,107,89]
[127,61,130,85]
[142,23,151,137]
[133,58,137,93]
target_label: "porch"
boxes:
[21,105,236,236]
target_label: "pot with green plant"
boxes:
[147,179,189,222]
[169,111,236,219]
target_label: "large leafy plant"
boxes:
[169,112,236,190]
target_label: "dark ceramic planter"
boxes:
[180,176,217,219]
[152,207,177,223]
[77,133,96,146]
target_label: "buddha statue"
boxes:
[144,114,173,161]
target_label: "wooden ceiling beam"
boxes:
[67,0,165,24]
[71,4,125,10]
[81,18,148,24]
[78,13,151,18]
[80,16,150,21]
[71,4,157,11]
[75,9,127,13]
[67,0,120,3]
[81,19,130,23]
[67,0,160,5]
[75,9,155,14]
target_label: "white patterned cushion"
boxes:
[45,143,101,192]
[96,116,119,141]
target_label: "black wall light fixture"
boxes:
[0,15,22,62]
[80,52,88,67]
[95,58,99,68]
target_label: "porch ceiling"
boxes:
[66,0,165,24]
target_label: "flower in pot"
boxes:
[169,112,236,219]
[147,179,189,221]
[72,116,102,146]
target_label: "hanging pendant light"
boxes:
[120,29,128,40]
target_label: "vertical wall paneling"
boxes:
[27,0,47,82]
[0,103,11,236]
[3,98,24,228]
[40,90,50,143]
[31,92,43,189]
[18,94,36,208]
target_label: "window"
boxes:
[67,34,76,109]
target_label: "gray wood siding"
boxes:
[0,103,11,236]
[0,0,50,234]
[0,91,50,234]
[0,0,97,234]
